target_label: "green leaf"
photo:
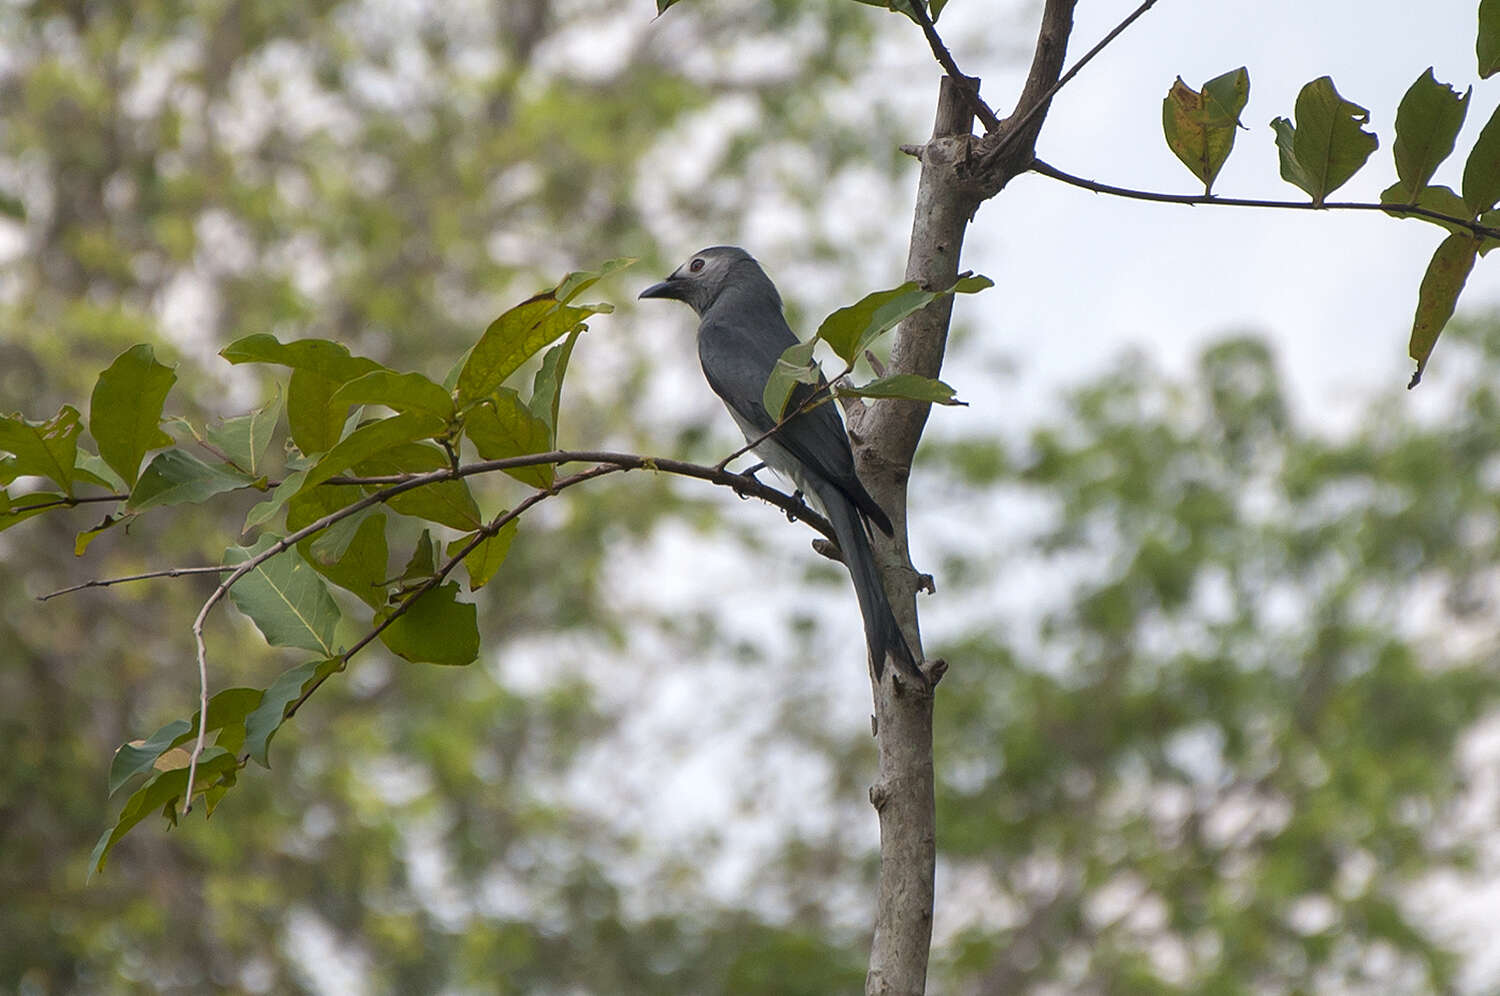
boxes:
[206,385,282,477]
[108,718,192,796]
[107,688,266,788]
[287,369,351,455]
[1479,208,1500,255]
[839,373,966,405]
[553,257,635,305]
[762,338,821,422]
[378,582,480,666]
[849,0,921,20]
[447,520,518,590]
[463,390,555,488]
[1380,182,1472,235]
[1481,0,1500,78]
[1388,69,1470,203]
[815,274,992,365]
[74,513,125,555]
[355,442,481,531]
[244,468,305,531]
[328,369,455,421]
[224,535,342,655]
[74,450,127,492]
[398,530,438,583]
[304,508,389,607]
[286,482,362,536]
[0,406,82,495]
[243,658,344,767]
[816,282,930,365]
[1407,233,1480,387]
[128,449,255,510]
[222,336,385,455]
[456,294,606,409]
[221,334,385,381]
[1161,68,1250,194]
[89,749,237,878]
[88,344,177,488]
[1462,98,1500,215]
[0,490,63,532]
[530,328,583,436]
[1270,77,1379,206]
[298,411,447,494]
[307,503,379,565]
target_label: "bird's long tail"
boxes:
[819,486,925,687]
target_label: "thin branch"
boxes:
[175,447,833,809]
[907,1,1000,132]
[1031,158,1500,240]
[10,492,128,513]
[38,565,234,601]
[983,0,1158,174]
[283,464,624,721]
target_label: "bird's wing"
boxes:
[699,311,893,534]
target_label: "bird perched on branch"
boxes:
[640,246,925,688]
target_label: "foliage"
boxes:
[5,0,1500,993]
[0,0,902,991]
[1155,45,1500,386]
[922,321,1500,993]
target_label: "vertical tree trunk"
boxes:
[858,76,979,996]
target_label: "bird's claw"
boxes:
[731,463,766,500]
[784,489,804,523]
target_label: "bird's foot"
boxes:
[785,489,804,522]
[730,463,766,500]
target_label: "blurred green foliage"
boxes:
[924,321,1500,994]
[2,1,1499,994]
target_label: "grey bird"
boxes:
[640,246,924,686]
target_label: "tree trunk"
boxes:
[858,76,979,996]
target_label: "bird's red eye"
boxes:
[689,258,705,273]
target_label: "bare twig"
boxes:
[282,464,624,721]
[907,0,1000,132]
[39,565,234,601]
[10,492,127,513]
[985,0,1157,170]
[1031,158,1500,240]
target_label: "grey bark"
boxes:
[855,1,1079,987]
[854,77,977,996]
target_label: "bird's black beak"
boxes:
[638,278,681,301]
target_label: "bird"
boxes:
[639,246,925,687]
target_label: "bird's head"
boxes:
[638,245,776,316]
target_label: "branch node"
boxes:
[921,657,949,686]
[811,537,845,564]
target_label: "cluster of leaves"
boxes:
[2,261,630,874]
[0,0,936,989]
[1161,8,1500,386]
[0,250,989,878]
